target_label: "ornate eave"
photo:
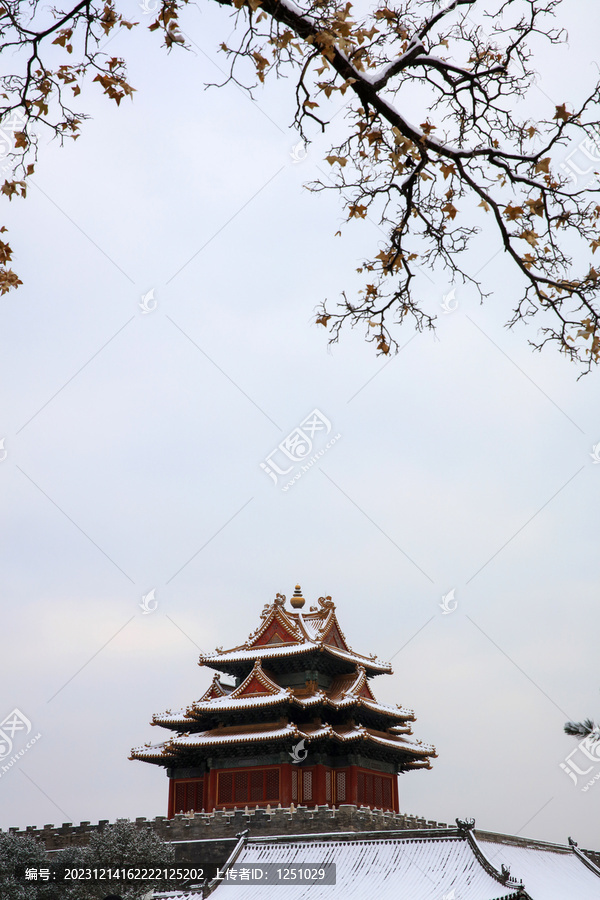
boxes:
[295,599,353,654]
[131,719,434,770]
[246,597,304,647]
[152,660,415,734]
[131,586,437,802]
[202,642,391,678]
[228,659,288,699]
[199,595,392,678]
[199,673,233,702]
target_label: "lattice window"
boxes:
[217,768,282,806]
[357,772,365,805]
[355,771,394,810]
[265,768,280,801]
[174,779,204,813]
[366,773,374,806]
[175,782,186,813]
[218,772,233,804]
[325,770,332,803]
[250,770,263,802]
[185,783,194,812]
[336,771,346,802]
[382,778,393,810]
[234,771,248,803]
[291,768,298,801]
[302,769,313,802]
[190,780,203,812]
[374,776,383,808]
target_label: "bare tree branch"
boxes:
[1,0,599,371]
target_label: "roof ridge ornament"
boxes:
[499,863,511,884]
[291,584,306,609]
[455,817,476,832]
[318,595,335,610]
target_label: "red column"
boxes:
[202,775,209,812]
[393,774,399,813]
[313,764,325,805]
[206,768,217,812]
[167,778,174,819]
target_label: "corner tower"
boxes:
[130,588,436,816]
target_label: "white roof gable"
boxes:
[478,837,600,899]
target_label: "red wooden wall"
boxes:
[168,763,399,816]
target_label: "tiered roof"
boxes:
[201,593,392,676]
[131,588,436,771]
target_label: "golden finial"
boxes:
[290,584,305,609]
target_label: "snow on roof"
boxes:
[296,607,340,642]
[129,741,172,761]
[154,893,202,899]
[157,829,600,900]
[477,835,600,899]
[199,674,235,702]
[153,662,292,726]
[327,723,435,758]
[150,696,415,741]
[292,690,323,706]
[296,612,328,642]
[362,698,413,717]
[169,723,298,749]
[168,686,412,722]
[152,708,194,727]
[203,641,391,673]
[133,723,298,759]
[228,660,285,698]
[204,834,520,900]
[133,593,434,767]
[131,720,432,761]
[299,722,334,740]
[325,668,414,720]
[327,670,361,700]
[193,692,290,714]
[200,595,392,674]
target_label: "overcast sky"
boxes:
[1,0,599,852]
